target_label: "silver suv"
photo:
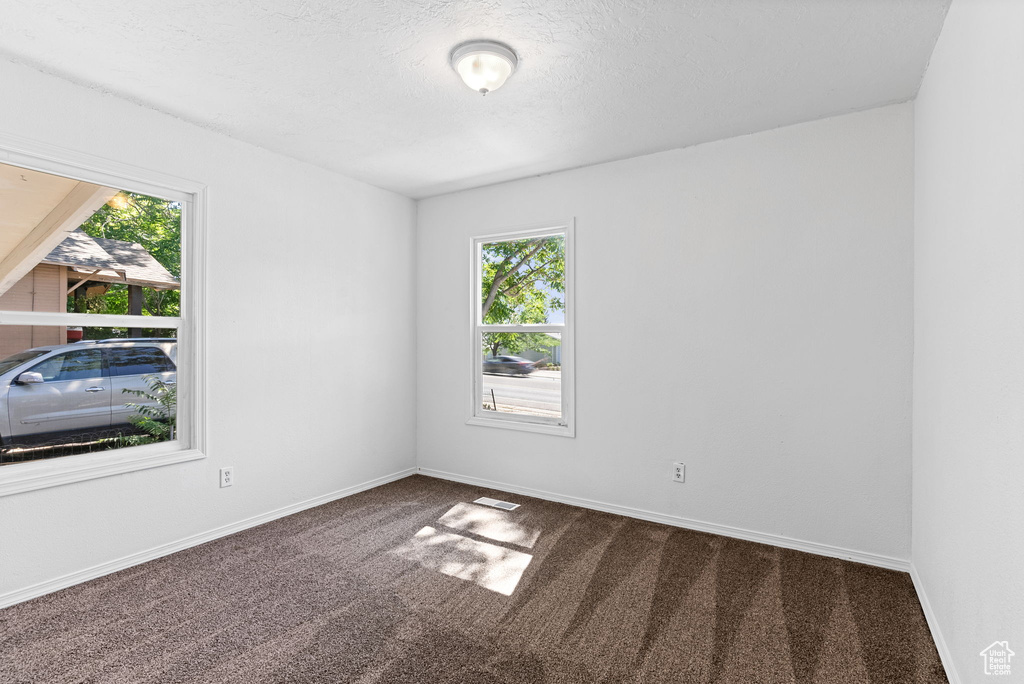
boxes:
[0,339,176,450]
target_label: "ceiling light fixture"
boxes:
[450,41,518,95]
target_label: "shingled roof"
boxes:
[43,230,179,290]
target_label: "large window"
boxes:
[470,222,574,436]
[0,139,205,496]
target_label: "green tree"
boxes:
[480,235,564,358]
[73,192,181,328]
[482,331,561,362]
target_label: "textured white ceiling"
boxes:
[0,1,949,198]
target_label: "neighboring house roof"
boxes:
[43,230,123,274]
[42,230,179,290]
[92,237,178,290]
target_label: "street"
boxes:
[482,369,561,417]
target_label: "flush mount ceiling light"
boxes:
[450,41,518,95]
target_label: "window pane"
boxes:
[481,333,561,419]
[0,327,177,465]
[0,349,48,376]
[108,346,176,376]
[0,161,181,323]
[30,349,106,381]
[480,234,565,324]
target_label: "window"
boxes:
[469,221,574,436]
[31,349,105,382]
[108,347,176,376]
[0,350,47,376]
[0,136,206,496]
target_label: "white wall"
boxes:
[913,0,1024,680]
[417,104,915,561]
[0,60,417,598]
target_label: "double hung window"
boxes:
[0,138,205,495]
[470,221,574,437]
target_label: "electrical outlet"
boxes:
[672,462,685,483]
[219,467,234,488]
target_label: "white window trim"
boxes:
[467,219,575,437]
[0,132,207,497]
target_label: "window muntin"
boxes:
[471,223,573,436]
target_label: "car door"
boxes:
[7,348,112,442]
[108,346,176,427]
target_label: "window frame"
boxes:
[467,220,575,437]
[0,132,207,496]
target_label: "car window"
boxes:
[30,349,106,382]
[108,347,176,376]
[0,350,48,376]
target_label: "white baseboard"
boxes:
[0,467,417,609]
[418,467,911,572]
[910,564,961,684]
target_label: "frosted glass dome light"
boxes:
[451,41,518,95]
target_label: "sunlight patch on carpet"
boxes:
[393,525,533,596]
[437,502,541,549]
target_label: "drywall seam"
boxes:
[910,564,961,684]
[419,467,911,571]
[0,467,417,609]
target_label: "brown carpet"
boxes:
[0,475,947,683]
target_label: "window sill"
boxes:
[0,442,205,497]
[467,414,575,438]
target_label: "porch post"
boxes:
[128,284,143,338]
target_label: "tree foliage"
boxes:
[120,375,176,445]
[482,331,560,361]
[73,192,181,330]
[480,236,564,358]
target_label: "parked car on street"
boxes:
[0,339,176,451]
[482,355,537,375]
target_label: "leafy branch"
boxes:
[121,375,176,444]
[480,235,565,335]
